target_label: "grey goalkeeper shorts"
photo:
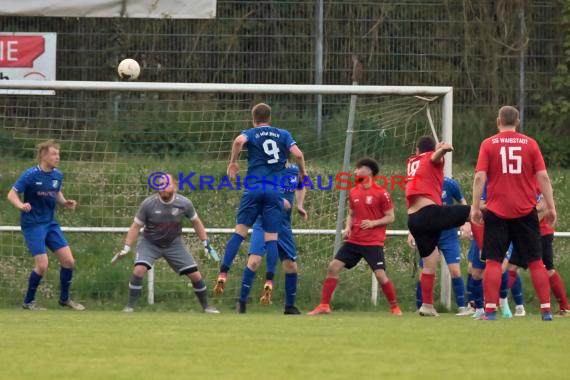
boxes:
[134,237,198,275]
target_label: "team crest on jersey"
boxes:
[52,180,58,188]
[366,195,374,205]
[171,208,180,216]
[442,190,447,198]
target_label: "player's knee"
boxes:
[187,271,202,282]
[35,262,49,275]
[61,256,75,269]
[247,255,262,271]
[548,269,556,277]
[472,269,483,280]
[282,260,297,273]
[327,260,342,277]
[235,224,249,237]
[375,270,388,284]
[133,264,148,277]
[449,266,461,278]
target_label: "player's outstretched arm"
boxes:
[343,209,354,239]
[536,170,557,226]
[228,135,247,179]
[431,142,454,163]
[289,145,307,178]
[192,217,219,261]
[7,189,31,212]
[111,222,141,264]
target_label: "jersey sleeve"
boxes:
[283,130,297,150]
[532,140,547,173]
[12,170,33,193]
[475,140,490,173]
[184,199,198,220]
[239,129,251,143]
[450,179,464,202]
[379,190,394,212]
[134,200,149,226]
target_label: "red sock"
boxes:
[549,272,569,310]
[381,280,397,307]
[321,277,338,305]
[507,270,518,289]
[420,272,435,305]
[528,260,551,313]
[470,221,484,250]
[483,260,502,313]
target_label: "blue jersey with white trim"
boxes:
[241,126,296,186]
[12,166,63,228]
[440,177,465,241]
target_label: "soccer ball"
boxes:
[117,58,140,81]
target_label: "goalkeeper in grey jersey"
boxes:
[112,173,219,313]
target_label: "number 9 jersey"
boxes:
[476,130,546,218]
[241,126,297,186]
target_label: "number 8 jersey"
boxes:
[476,130,546,218]
[241,125,297,186]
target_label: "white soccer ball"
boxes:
[117,58,140,81]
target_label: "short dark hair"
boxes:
[355,157,379,176]
[416,135,436,153]
[252,103,271,124]
[498,106,519,126]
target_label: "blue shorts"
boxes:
[249,217,297,262]
[418,235,461,268]
[468,240,514,270]
[236,188,283,233]
[468,240,486,270]
[21,222,68,256]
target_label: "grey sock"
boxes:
[192,279,208,309]
[127,275,143,308]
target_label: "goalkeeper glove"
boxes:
[111,244,131,265]
[203,240,219,262]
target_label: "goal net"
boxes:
[0,81,451,310]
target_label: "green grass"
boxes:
[1,309,569,380]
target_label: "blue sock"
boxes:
[472,279,484,309]
[59,267,73,302]
[265,240,279,273]
[500,271,509,299]
[239,267,256,302]
[452,277,465,308]
[266,246,278,276]
[512,273,524,306]
[285,273,298,307]
[222,233,244,270]
[24,271,43,304]
[415,281,423,309]
[466,273,473,303]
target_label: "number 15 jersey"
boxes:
[241,126,297,186]
[476,130,546,219]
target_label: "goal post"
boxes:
[0,80,455,309]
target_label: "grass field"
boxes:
[1,309,569,380]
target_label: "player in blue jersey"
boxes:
[410,176,472,315]
[7,140,85,311]
[237,163,307,314]
[215,103,307,303]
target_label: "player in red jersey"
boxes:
[472,105,556,321]
[406,136,471,316]
[308,158,402,316]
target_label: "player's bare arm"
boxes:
[191,217,209,242]
[431,142,454,163]
[361,207,394,229]
[295,186,308,220]
[111,221,141,264]
[471,171,487,224]
[343,209,354,238]
[228,134,248,179]
[536,170,557,226]
[289,145,307,179]
[57,191,77,210]
[7,189,31,212]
